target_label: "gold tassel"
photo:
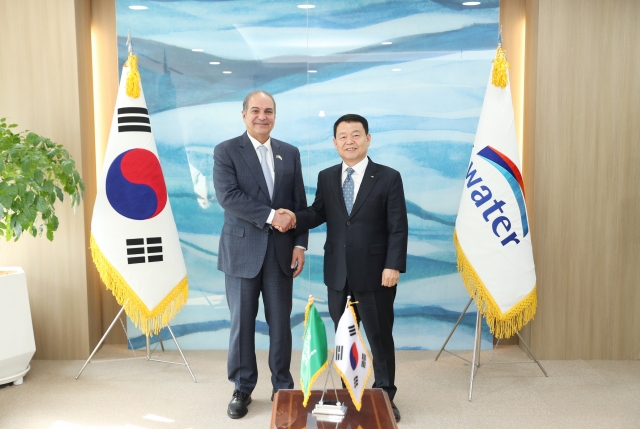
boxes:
[491,44,510,88]
[125,53,141,98]
[90,234,188,336]
[453,230,536,339]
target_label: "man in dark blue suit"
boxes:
[279,114,408,422]
[213,90,308,419]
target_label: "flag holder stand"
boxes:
[75,301,197,383]
[312,354,347,422]
[434,297,547,401]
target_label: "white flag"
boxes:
[90,54,188,336]
[454,45,536,339]
[333,300,372,411]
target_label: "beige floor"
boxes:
[0,345,639,429]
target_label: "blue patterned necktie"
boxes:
[258,145,274,199]
[343,167,355,215]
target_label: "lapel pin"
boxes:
[371,175,374,178]
[276,155,283,160]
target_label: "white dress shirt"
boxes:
[341,157,369,202]
[247,134,277,225]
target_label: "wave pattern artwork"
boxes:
[116,0,499,350]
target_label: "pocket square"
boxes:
[276,155,283,160]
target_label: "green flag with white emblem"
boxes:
[300,297,328,407]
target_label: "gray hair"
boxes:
[242,90,276,113]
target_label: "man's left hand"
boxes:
[291,247,305,278]
[381,269,400,287]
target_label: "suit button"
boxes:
[346,221,350,225]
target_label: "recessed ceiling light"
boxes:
[392,68,401,72]
[209,62,220,65]
[129,5,147,10]
[223,71,232,74]
[297,4,316,9]
[381,42,393,45]
[308,70,317,73]
[462,2,481,5]
[192,48,204,52]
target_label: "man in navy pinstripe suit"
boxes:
[213,90,308,419]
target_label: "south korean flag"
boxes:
[333,297,372,411]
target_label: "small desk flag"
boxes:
[333,299,372,411]
[90,50,188,337]
[300,298,328,407]
[454,44,536,339]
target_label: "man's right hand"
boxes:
[273,209,296,232]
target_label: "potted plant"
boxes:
[0,117,85,386]
[0,117,84,241]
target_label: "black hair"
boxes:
[333,114,369,137]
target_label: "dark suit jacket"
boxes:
[295,157,408,292]
[213,132,308,278]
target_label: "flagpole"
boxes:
[76,303,128,379]
[468,308,482,401]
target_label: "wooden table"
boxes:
[270,389,398,429]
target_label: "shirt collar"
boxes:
[342,157,369,176]
[247,133,272,153]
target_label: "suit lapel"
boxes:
[330,163,348,216]
[271,139,284,201]
[349,158,379,219]
[238,132,271,202]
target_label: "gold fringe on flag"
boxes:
[491,44,510,88]
[124,53,141,98]
[90,234,188,336]
[453,230,536,339]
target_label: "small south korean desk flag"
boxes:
[333,298,372,411]
[90,35,188,337]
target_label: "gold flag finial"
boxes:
[125,29,141,98]
[491,42,510,89]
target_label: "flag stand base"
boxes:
[434,297,547,401]
[75,301,197,383]
[312,354,347,422]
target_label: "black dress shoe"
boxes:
[390,401,401,423]
[227,390,252,419]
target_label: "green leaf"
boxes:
[30,226,37,237]
[21,158,31,172]
[8,124,18,128]
[33,168,44,184]
[42,179,54,193]
[46,228,53,241]
[51,214,59,229]
[25,191,36,206]
[0,195,13,209]
[61,160,73,175]
[0,158,4,173]
[55,186,64,202]
[36,196,49,213]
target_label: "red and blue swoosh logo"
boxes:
[477,146,529,237]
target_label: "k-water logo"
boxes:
[464,145,528,246]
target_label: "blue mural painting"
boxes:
[115,0,499,350]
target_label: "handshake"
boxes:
[273,209,297,233]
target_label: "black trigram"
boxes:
[335,345,343,361]
[361,353,367,368]
[353,375,359,388]
[126,237,163,264]
[118,107,151,133]
[348,325,356,337]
